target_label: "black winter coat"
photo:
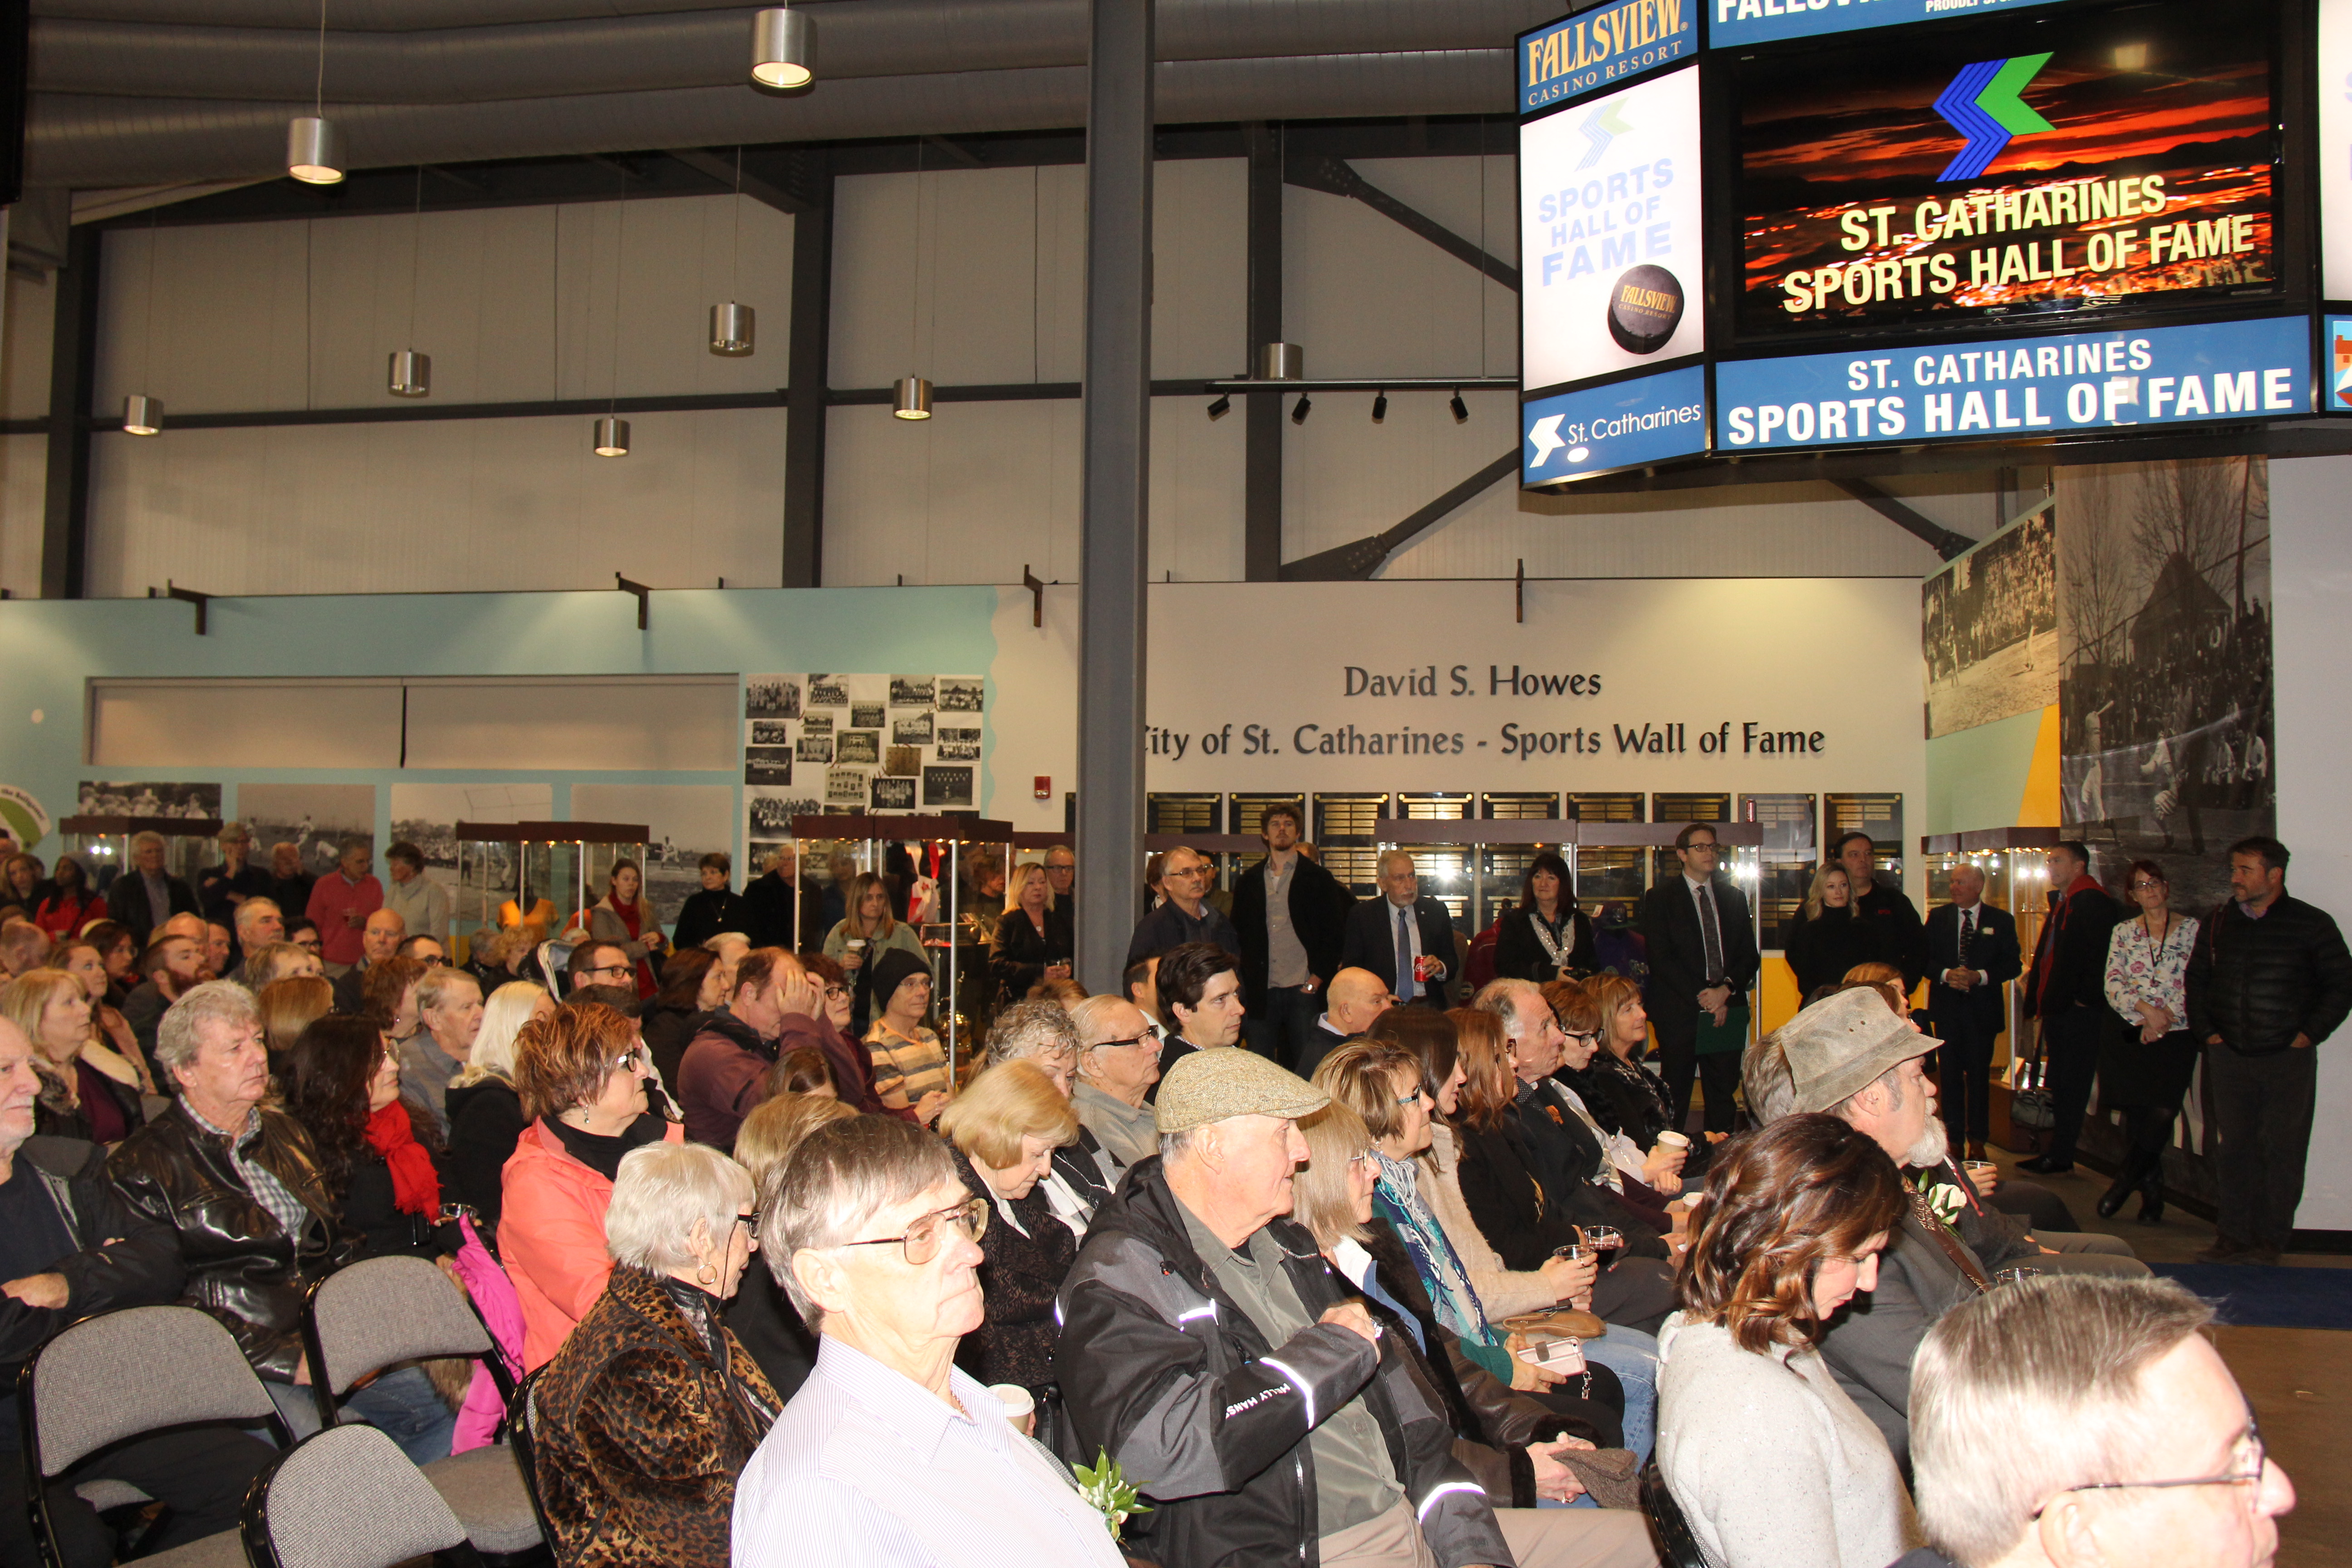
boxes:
[1783,905,1896,1000]
[107,1102,341,1380]
[1493,905,1598,984]
[948,1147,1077,1395]
[1230,854,1355,1012]
[2186,893,2352,1057]
[669,887,749,953]
[0,1136,187,1391]
[445,1075,527,1227]
[989,909,1073,1005]
[2025,878,2123,1018]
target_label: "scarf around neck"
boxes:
[363,1100,442,1216]
[1371,1149,1492,1342]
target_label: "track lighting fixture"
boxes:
[1205,394,1231,421]
[894,376,934,420]
[1372,389,1388,423]
[1450,387,1470,424]
[750,5,816,89]
[1291,393,1312,425]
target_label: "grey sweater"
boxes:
[1656,1314,1918,1568]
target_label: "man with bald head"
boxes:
[331,908,406,1016]
[1924,862,2021,1162]
[1296,967,1396,1080]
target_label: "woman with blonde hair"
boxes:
[821,871,927,1036]
[44,936,150,1084]
[938,1059,1080,1396]
[588,859,668,1000]
[723,1091,857,1400]
[990,861,1073,1006]
[256,974,335,1067]
[1784,865,1893,998]
[1840,961,1910,1017]
[1,968,146,1143]
[446,979,553,1224]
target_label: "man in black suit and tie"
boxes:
[1635,823,1759,1135]
[1923,861,2022,1162]
[1338,850,1456,1008]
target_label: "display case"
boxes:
[57,814,223,898]
[454,821,649,960]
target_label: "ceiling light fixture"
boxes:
[1256,342,1304,381]
[1205,394,1231,421]
[122,395,162,436]
[1450,387,1470,424]
[709,147,755,355]
[388,167,430,396]
[894,376,934,420]
[1291,393,1313,425]
[124,210,163,434]
[1371,389,1388,423]
[750,5,815,89]
[594,162,631,455]
[287,0,343,184]
[896,140,933,423]
[593,416,631,457]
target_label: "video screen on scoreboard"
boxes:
[1729,0,2277,343]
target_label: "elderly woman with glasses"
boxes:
[505,1002,685,1369]
[534,1142,780,1568]
[733,1116,1125,1568]
[937,1060,1082,1400]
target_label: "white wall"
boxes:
[2265,454,2352,1231]
[1,273,56,598]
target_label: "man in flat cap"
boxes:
[1056,1049,1648,1568]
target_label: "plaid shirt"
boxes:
[183,1102,317,1243]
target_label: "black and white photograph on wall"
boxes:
[885,745,922,777]
[835,730,881,766]
[2057,456,2274,912]
[922,765,975,808]
[748,792,811,836]
[78,780,223,819]
[889,676,936,708]
[871,777,916,811]
[826,768,867,805]
[808,675,850,708]
[388,783,553,936]
[573,784,734,928]
[892,712,935,747]
[802,714,833,737]
[850,702,886,730]
[240,783,376,875]
[745,678,801,720]
[750,720,793,745]
[796,734,834,764]
[937,678,985,713]
[744,748,794,786]
[937,725,981,762]
[1923,504,2058,739]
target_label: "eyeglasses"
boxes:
[587,963,633,980]
[1563,1030,1600,1044]
[2033,1416,2267,1519]
[2129,881,2164,892]
[839,1196,989,1265]
[1396,1086,1429,1107]
[1092,1032,1162,1053]
[733,1209,760,1233]
[416,954,447,967]
[612,1046,645,1072]
[824,985,849,1001]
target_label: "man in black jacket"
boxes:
[0,1016,274,1568]
[1230,803,1355,1066]
[1836,830,1929,990]
[1124,846,1242,971]
[1634,823,1760,1134]
[742,844,824,952]
[1056,1049,1520,1568]
[1338,850,1457,1009]
[2019,842,2122,1175]
[1923,862,2023,1161]
[2186,836,2352,1263]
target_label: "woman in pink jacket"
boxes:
[505,1001,683,1369]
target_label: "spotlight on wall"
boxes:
[593,416,631,456]
[750,5,816,88]
[287,115,344,185]
[1290,392,1313,425]
[894,376,934,421]
[1450,387,1470,424]
[1205,393,1231,421]
[1371,389,1388,423]
[122,395,163,436]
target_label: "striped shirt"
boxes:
[866,1022,951,1110]
[733,1336,1125,1568]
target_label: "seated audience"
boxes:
[1294,1098,1666,1568]
[284,1014,457,1463]
[1057,1049,1519,1568]
[107,982,342,1434]
[44,940,146,1073]
[1581,972,1718,1176]
[938,1061,1080,1399]
[122,928,204,1063]
[669,853,747,954]
[989,861,1073,1007]
[257,974,335,1078]
[534,1142,779,1568]
[798,951,856,1041]
[772,962,882,1114]
[444,980,549,1226]
[1067,993,1162,1168]
[465,923,553,1000]
[399,966,485,1135]
[0,1014,276,1568]
[1295,965,1395,1080]
[2,972,145,1144]
[734,1116,1123,1568]
[1902,1275,2295,1568]
[680,948,808,1149]
[284,916,324,962]
[244,940,324,989]
[764,1044,839,1100]
[1657,1112,1914,1568]
[204,917,237,979]
[985,1000,1118,1229]
[726,1093,854,1400]
[566,940,637,999]
[863,948,949,1124]
[642,946,723,1088]
[360,954,428,1048]
[1028,975,1089,1007]
[505,1002,683,1369]
[29,854,100,940]
[330,908,407,1015]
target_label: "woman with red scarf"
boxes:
[286,1013,463,1462]
[588,860,668,1000]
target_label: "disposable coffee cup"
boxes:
[847,938,868,951]
[989,1383,1036,1427]
[1656,1131,1690,1150]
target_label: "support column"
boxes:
[1075,0,1153,991]
[41,226,102,600]
[1244,122,1283,582]
[782,156,835,588]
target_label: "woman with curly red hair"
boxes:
[1655,1112,1916,1568]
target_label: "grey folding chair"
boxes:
[17,1304,288,1568]
[1639,1459,1718,1568]
[299,1255,539,1562]
[240,1424,478,1568]
[498,1367,556,1553]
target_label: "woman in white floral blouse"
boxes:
[2097,859,2199,1224]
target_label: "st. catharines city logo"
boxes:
[1579,100,1633,170]
[1933,54,2055,181]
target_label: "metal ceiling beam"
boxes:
[666,147,816,214]
[1283,152,1517,291]
[1831,476,1978,561]
[1281,449,1517,580]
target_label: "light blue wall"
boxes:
[0,587,1003,865]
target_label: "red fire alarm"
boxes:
[1034,775,1052,801]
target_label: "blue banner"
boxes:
[1521,0,1697,116]
[1523,365,1709,483]
[1706,0,2068,50]
[1715,316,2310,452]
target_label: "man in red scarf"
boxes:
[2019,841,2122,1175]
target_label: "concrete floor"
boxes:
[1981,1151,2351,1567]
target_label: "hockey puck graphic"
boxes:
[1606,265,1684,354]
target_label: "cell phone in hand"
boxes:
[1515,1338,1587,1373]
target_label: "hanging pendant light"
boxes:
[708,150,755,356]
[387,350,431,397]
[592,163,633,456]
[593,416,632,456]
[893,142,933,424]
[122,395,163,436]
[287,4,343,184]
[893,377,933,420]
[750,6,815,88]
